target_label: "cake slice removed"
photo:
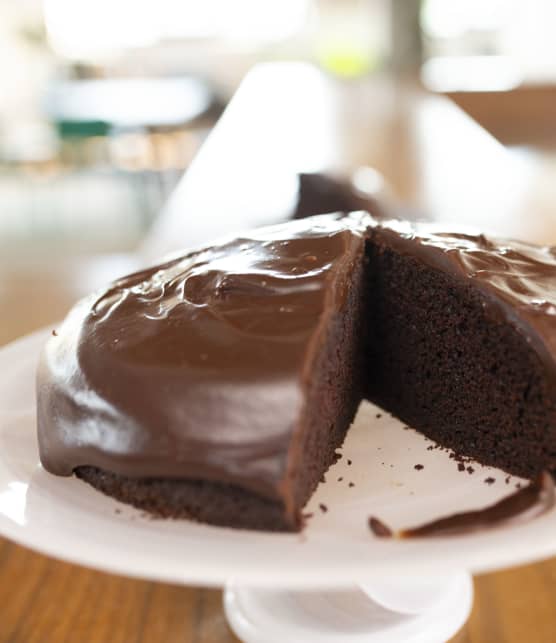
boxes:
[37,214,369,531]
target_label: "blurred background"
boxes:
[1,0,556,342]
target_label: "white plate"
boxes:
[0,329,554,589]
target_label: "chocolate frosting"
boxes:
[37,213,556,500]
[37,214,366,499]
[369,471,555,538]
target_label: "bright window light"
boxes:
[44,0,310,61]
[422,56,522,92]
[43,0,159,60]
[421,0,508,40]
[421,0,556,88]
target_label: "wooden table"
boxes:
[1,63,555,642]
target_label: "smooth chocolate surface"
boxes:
[37,214,367,500]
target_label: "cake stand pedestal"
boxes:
[224,571,473,643]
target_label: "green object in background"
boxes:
[56,119,110,139]
[311,0,386,78]
[315,41,379,77]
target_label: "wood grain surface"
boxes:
[0,534,554,643]
[1,65,556,642]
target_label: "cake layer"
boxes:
[76,466,296,532]
[368,221,556,382]
[366,223,556,478]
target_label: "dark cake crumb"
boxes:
[376,413,382,419]
[414,464,424,471]
[467,466,475,474]
[427,445,434,451]
[347,459,352,466]
[333,452,342,462]
[484,477,496,485]
[348,482,355,487]
[505,476,511,485]
[368,516,393,538]
[458,463,466,472]
[76,466,301,531]
[337,477,343,482]
[302,512,314,520]
[319,503,328,513]
[51,329,58,336]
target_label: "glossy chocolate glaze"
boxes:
[38,213,556,504]
[369,471,555,538]
[37,214,367,499]
[369,221,556,383]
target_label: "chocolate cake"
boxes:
[37,213,556,531]
[37,214,368,531]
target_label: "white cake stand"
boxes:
[1,331,555,642]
